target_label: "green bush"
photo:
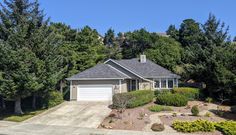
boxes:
[173,87,200,100]
[112,90,154,108]
[44,91,64,108]
[215,121,236,135]
[191,105,199,116]
[172,120,215,133]
[148,105,173,112]
[205,97,213,103]
[156,93,188,107]
[154,89,170,96]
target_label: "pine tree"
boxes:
[0,0,62,114]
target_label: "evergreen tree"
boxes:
[233,36,236,42]
[103,28,115,47]
[166,25,179,40]
[0,0,62,114]
[179,19,202,47]
[103,28,122,59]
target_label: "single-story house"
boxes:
[66,55,180,101]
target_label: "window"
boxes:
[161,79,166,88]
[168,79,173,88]
[155,80,160,88]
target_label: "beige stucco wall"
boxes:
[139,80,153,90]
[71,79,128,100]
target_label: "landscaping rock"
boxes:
[151,123,165,132]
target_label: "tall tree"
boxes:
[166,25,179,40]
[0,0,62,114]
[233,36,236,42]
[145,36,182,71]
[103,28,115,47]
[121,28,154,59]
[103,28,122,59]
[179,19,202,47]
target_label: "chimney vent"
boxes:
[140,55,146,63]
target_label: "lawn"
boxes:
[0,109,45,122]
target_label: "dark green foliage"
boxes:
[148,105,173,112]
[179,19,202,47]
[154,89,171,96]
[103,28,122,59]
[166,25,179,40]
[215,121,236,135]
[121,28,154,59]
[156,93,188,107]
[191,105,199,116]
[0,0,63,114]
[44,91,63,108]
[126,90,154,108]
[172,120,216,133]
[113,90,154,108]
[233,36,236,42]
[173,87,200,100]
[145,36,183,71]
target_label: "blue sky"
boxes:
[39,0,236,37]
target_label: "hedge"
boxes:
[113,90,154,108]
[173,87,200,100]
[156,93,188,107]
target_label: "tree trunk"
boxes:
[2,99,6,110]
[60,80,64,94]
[15,96,23,114]
[1,97,6,110]
[32,94,36,110]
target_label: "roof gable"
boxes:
[66,64,129,80]
[108,58,180,78]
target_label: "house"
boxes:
[66,55,180,101]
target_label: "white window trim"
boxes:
[153,78,175,90]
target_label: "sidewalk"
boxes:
[0,123,191,135]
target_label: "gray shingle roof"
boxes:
[67,64,129,80]
[113,58,180,78]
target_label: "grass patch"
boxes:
[0,109,45,122]
[148,105,173,112]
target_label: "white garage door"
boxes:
[77,85,113,101]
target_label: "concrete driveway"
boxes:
[24,101,111,128]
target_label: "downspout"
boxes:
[70,80,72,101]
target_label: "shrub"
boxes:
[215,121,236,135]
[191,105,199,116]
[151,123,165,132]
[204,112,211,117]
[173,87,200,100]
[112,90,154,108]
[148,105,172,112]
[205,97,213,103]
[44,91,63,108]
[172,120,215,133]
[156,93,188,107]
[112,93,133,109]
[154,89,170,96]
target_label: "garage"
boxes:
[77,85,113,101]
